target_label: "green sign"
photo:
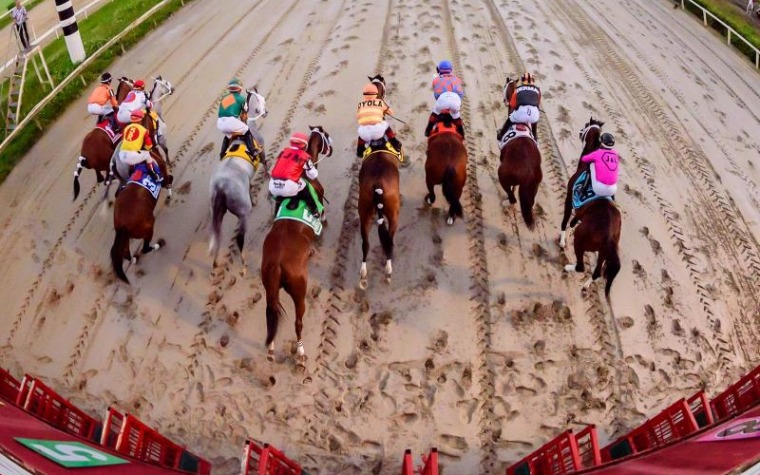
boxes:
[15,439,129,468]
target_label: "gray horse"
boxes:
[208,87,267,268]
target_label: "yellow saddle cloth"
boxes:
[222,141,261,169]
[363,140,404,162]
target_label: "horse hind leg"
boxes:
[288,277,309,372]
[234,214,249,274]
[505,185,517,205]
[425,175,436,206]
[564,238,585,273]
[359,217,370,290]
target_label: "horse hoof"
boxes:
[359,277,368,290]
[385,274,392,285]
[130,257,137,265]
[564,264,577,273]
[446,216,454,225]
[266,351,275,362]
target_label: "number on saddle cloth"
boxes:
[275,182,324,236]
[128,162,163,199]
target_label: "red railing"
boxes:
[241,440,303,475]
[15,374,100,441]
[687,390,714,428]
[114,413,211,474]
[711,366,760,422]
[100,406,126,449]
[506,426,600,475]
[401,448,438,475]
[0,367,21,403]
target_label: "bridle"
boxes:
[310,128,333,164]
[151,77,175,103]
[580,123,601,143]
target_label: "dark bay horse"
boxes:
[261,127,332,367]
[425,116,466,225]
[559,117,604,248]
[73,78,133,200]
[563,199,621,299]
[110,149,168,284]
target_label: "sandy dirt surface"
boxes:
[1,0,759,473]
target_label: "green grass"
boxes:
[0,0,195,183]
[0,0,45,30]
[684,0,760,60]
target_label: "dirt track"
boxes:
[1,0,759,473]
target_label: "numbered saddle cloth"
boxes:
[274,183,324,236]
[498,123,534,150]
[362,138,404,162]
[572,170,611,210]
[127,162,162,200]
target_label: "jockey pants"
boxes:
[509,105,540,125]
[590,166,617,197]
[433,92,462,119]
[217,116,249,137]
[88,103,114,116]
[358,121,390,143]
[119,150,154,166]
[269,178,305,197]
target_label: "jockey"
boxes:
[116,79,153,124]
[269,132,321,217]
[119,109,159,180]
[87,72,119,130]
[425,60,465,138]
[217,78,261,160]
[581,132,619,198]
[356,82,402,158]
[498,72,541,142]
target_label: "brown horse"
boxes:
[559,117,604,248]
[563,199,621,299]
[73,78,132,200]
[498,79,542,229]
[425,115,466,225]
[109,149,168,284]
[261,126,332,367]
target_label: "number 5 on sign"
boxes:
[15,439,129,468]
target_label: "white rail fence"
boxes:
[678,0,760,68]
[0,0,175,152]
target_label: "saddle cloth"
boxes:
[274,182,324,236]
[498,123,534,150]
[96,120,122,144]
[127,162,162,200]
[223,139,261,169]
[428,121,463,140]
[572,170,612,210]
[362,138,404,162]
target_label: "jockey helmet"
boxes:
[133,79,146,90]
[437,60,453,74]
[289,132,309,149]
[600,132,615,148]
[227,78,243,91]
[130,109,145,122]
[362,82,379,96]
[100,72,112,84]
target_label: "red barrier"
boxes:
[100,407,126,449]
[0,367,20,403]
[420,448,439,475]
[242,440,303,475]
[15,375,99,440]
[401,449,414,475]
[710,365,760,422]
[115,414,211,474]
[507,426,600,475]
[687,390,714,428]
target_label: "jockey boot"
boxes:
[532,123,538,142]
[243,130,259,159]
[108,113,119,132]
[389,137,403,154]
[497,118,512,141]
[295,188,320,218]
[356,138,365,158]
[219,136,230,159]
[147,162,160,182]
[424,113,438,137]
[96,115,103,125]
[453,117,465,138]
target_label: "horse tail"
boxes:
[374,185,393,258]
[442,166,463,218]
[518,180,537,229]
[110,227,130,284]
[73,156,87,201]
[604,233,621,300]
[264,263,283,347]
[208,187,227,258]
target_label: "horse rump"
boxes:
[373,185,393,258]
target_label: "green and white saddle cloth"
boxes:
[274,183,324,236]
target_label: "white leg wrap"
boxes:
[564,264,577,273]
[385,260,393,274]
[360,262,367,278]
[559,230,566,248]
[297,340,305,356]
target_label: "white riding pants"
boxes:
[358,121,389,142]
[509,105,540,125]
[433,92,462,119]
[119,150,154,166]
[217,116,249,138]
[269,178,305,197]
[590,165,617,197]
[88,103,113,116]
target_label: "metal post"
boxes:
[55,0,86,63]
[703,10,707,26]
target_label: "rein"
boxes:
[580,123,601,143]
[310,128,333,165]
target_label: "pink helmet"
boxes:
[289,132,309,149]
[133,79,145,90]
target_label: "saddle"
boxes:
[274,182,324,236]
[498,123,534,150]
[428,121,463,140]
[572,170,612,210]
[362,138,404,162]
[96,119,122,144]
[223,139,261,169]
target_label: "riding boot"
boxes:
[219,136,230,159]
[424,113,438,137]
[454,117,465,138]
[243,130,259,159]
[296,187,321,218]
[389,136,402,152]
[497,118,512,141]
[356,138,365,158]
[109,113,119,133]
[532,123,539,142]
[96,114,103,125]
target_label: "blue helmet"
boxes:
[437,60,453,73]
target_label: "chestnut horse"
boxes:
[425,114,466,225]
[110,149,168,284]
[498,78,542,229]
[73,78,132,200]
[261,127,332,367]
[559,117,604,247]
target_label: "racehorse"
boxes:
[109,149,169,284]
[498,77,542,229]
[208,104,268,269]
[368,74,386,98]
[72,77,133,200]
[261,126,332,367]
[146,76,175,162]
[559,117,604,247]
[425,114,466,225]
